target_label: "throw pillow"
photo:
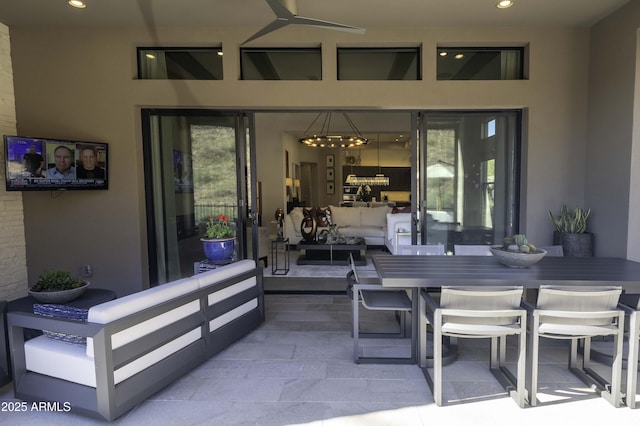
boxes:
[312,207,332,227]
[33,304,89,346]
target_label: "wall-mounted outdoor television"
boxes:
[4,135,108,191]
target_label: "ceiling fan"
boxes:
[242,0,365,45]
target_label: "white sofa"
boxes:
[7,260,263,421]
[385,212,413,254]
[284,205,391,246]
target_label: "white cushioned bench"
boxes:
[7,260,264,421]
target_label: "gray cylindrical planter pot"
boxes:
[553,231,594,257]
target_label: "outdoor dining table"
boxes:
[371,254,640,368]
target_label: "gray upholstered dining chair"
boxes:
[422,286,527,407]
[397,244,445,256]
[346,254,414,364]
[454,244,492,256]
[525,285,624,407]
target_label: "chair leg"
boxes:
[433,311,443,406]
[515,327,527,408]
[490,336,499,369]
[529,315,540,406]
[628,311,639,408]
[610,329,623,407]
[353,290,360,362]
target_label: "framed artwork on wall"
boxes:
[326,167,334,181]
[326,181,335,194]
[326,154,334,167]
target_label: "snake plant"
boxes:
[548,204,590,234]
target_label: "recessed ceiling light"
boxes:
[68,0,87,8]
[217,51,223,56]
[497,1,514,9]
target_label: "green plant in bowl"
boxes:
[31,270,85,292]
[29,270,89,303]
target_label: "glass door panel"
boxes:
[143,110,256,285]
[419,111,519,253]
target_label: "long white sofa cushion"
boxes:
[329,205,362,227]
[25,336,96,387]
[25,328,202,387]
[360,205,390,227]
[195,259,256,291]
[86,276,200,357]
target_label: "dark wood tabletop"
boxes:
[372,254,640,292]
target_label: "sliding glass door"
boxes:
[418,111,520,252]
[142,110,257,285]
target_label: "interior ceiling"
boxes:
[0,0,630,29]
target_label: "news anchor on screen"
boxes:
[46,145,76,179]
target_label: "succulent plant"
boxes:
[501,234,537,253]
[31,270,84,292]
[548,204,590,234]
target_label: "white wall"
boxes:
[0,23,27,301]
[5,25,595,293]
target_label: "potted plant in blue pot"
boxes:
[548,204,593,257]
[201,214,236,263]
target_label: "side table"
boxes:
[271,238,290,275]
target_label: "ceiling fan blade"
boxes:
[290,16,365,34]
[265,0,295,18]
[242,18,291,45]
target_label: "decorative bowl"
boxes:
[489,247,547,268]
[28,282,89,303]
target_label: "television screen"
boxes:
[4,135,108,191]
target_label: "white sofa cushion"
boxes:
[26,328,202,387]
[25,336,96,387]
[196,259,256,290]
[86,276,200,357]
[361,205,390,227]
[288,208,305,233]
[329,205,362,227]
[341,226,382,239]
[386,213,412,241]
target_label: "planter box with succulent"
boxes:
[29,270,89,303]
[548,204,593,257]
[489,234,547,268]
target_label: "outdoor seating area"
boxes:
[2,292,639,425]
[4,260,264,421]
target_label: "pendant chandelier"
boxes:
[299,112,369,148]
[344,134,389,186]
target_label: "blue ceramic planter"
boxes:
[201,238,235,263]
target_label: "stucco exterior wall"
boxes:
[0,23,27,300]
[5,25,592,293]
[588,0,640,259]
